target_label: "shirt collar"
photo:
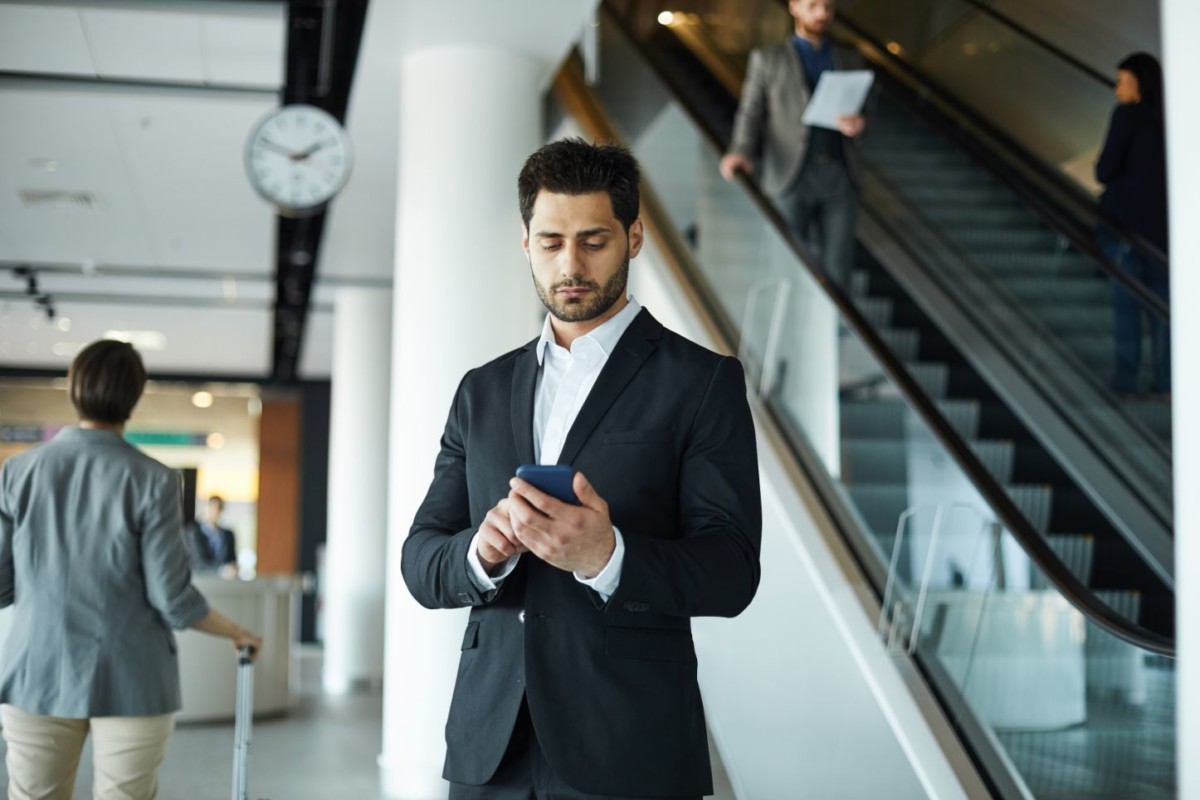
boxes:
[791,34,828,54]
[535,295,642,366]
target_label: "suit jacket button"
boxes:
[518,610,526,623]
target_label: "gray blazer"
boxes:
[0,427,209,717]
[728,40,865,196]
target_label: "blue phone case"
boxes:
[515,464,579,505]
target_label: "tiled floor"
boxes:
[0,647,736,800]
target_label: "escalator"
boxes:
[552,2,1176,798]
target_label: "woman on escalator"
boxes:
[1095,51,1170,398]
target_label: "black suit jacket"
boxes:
[401,309,762,797]
[187,523,236,570]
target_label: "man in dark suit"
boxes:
[720,0,867,285]
[188,495,237,573]
[401,139,762,799]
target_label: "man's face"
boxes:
[207,499,224,524]
[522,190,644,328]
[790,0,835,36]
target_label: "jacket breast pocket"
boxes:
[605,626,696,664]
[601,429,674,446]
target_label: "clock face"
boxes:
[245,104,352,214]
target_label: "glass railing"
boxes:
[562,6,1176,797]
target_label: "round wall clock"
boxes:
[245,104,353,216]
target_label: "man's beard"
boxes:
[534,250,630,323]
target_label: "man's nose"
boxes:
[558,243,585,277]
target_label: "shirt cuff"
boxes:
[574,526,624,602]
[467,530,520,592]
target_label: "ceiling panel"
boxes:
[0,4,95,77]
[106,90,277,270]
[0,299,272,375]
[201,14,285,88]
[0,82,277,272]
[80,8,206,83]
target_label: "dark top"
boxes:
[1096,102,1168,251]
[792,34,845,162]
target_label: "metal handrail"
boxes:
[590,1,1174,658]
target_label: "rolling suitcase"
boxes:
[232,646,257,800]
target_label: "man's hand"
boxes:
[719,152,754,181]
[507,472,614,578]
[837,114,866,138]
[476,498,527,575]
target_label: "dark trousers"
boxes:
[1099,230,1171,394]
[448,700,701,800]
[774,156,859,287]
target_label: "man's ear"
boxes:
[521,223,530,256]
[628,218,645,258]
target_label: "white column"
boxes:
[379,46,542,799]
[322,288,392,693]
[1163,2,1198,796]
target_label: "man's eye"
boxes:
[541,243,561,251]
[584,241,606,250]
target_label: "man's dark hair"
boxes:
[209,495,225,509]
[1119,52,1163,110]
[518,138,640,232]
[67,339,147,424]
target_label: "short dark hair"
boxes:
[518,138,640,232]
[68,340,147,424]
[208,495,225,509]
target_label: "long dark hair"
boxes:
[1118,52,1163,118]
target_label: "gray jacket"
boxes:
[0,427,209,717]
[728,39,865,196]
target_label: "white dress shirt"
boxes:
[467,296,643,601]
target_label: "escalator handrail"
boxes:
[958,0,1114,89]
[595,1,1174,658]
[825,10,1171,321]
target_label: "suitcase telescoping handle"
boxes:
[232,645,256,800]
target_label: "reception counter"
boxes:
[0,574,298,724]
[177,574,299,723]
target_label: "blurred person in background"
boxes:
[1096,51,1170,398]
[0,339,262,800]
[188,495,238,577]
[720,0,867,285]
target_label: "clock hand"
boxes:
[258,137,298,159]
[295,138,335,160]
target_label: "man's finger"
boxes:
[509,477,564,516]
[573,471,605,512]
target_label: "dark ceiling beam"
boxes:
[0,70,279,95]
[0,261,391,288]
[270,0,370,384]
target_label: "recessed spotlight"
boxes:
[192,391,214,409]
[206,432,226,449]
[52,342,79,356]
[57,317,71,332]
[657,11,675,25]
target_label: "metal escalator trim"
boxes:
[592,1,1175,659]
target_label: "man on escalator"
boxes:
[720,0,866,286]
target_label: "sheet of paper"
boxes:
[801,70,875,130]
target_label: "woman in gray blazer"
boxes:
[0,340,262,800]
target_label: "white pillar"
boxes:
[1162,2,1198,796]
[379,46,542,799]
[322,288,392,693]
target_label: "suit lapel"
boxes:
[510,342,538,466]
[556,310,661,467]
[781,41,811,107]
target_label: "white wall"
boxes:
[1162,1,1198,796]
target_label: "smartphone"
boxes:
[515,464,579,505]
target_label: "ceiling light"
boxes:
[206,432,226,449]
[247,397,263,417]
[887,42,903,55]
[57,317,71,332]
[28,158,59,171]
[657,11,675,25]
[52,342,79,356]
[104,330,167,351]
[192,391,214,409]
